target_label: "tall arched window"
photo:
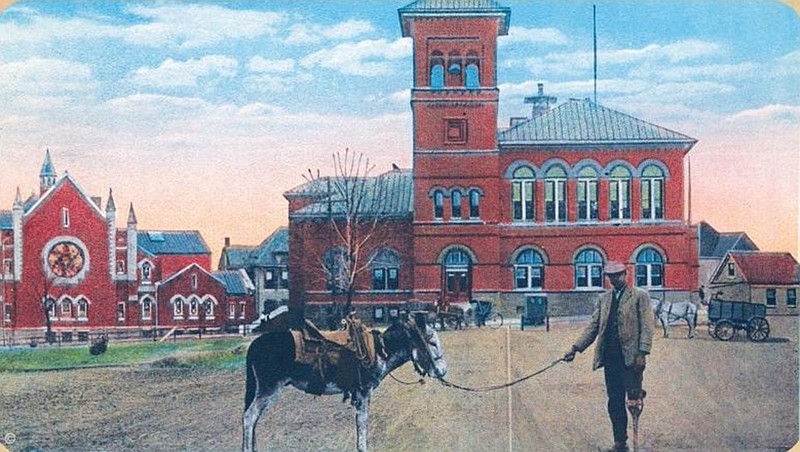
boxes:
[469,189,480,218]
[577,166,599,221]
[635,247,664,287]
[371,248,401,291]
[430,51,444,89]
[443,249,472,303]
[514,249,545,289]
[433,190,444,219]
[512,166,535,222]
[141,261,152,282]
[451,191,462,219]
[141,297,152,320]
[203,297,215,318]
[61,298,73,318]
[609,166,632,221]
[641,165,665,220]
[464,51,480,88]
[575,249,604,289]
[173,297,184,318]
[446,51,462,86]
[189,297,199,318]
[77,298,88,320]
[545,166,567,223]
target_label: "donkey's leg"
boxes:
[660,315,669,338]
[687,312,696,339]
[355,389,372,452]
[242,388,281,452]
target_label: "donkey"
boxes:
[652,298,698,338]
[242,314,447,452]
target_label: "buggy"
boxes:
[707,298,770,342]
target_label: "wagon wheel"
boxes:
[485,312,504,329]
[747,317,770,342]
[445,315,461,331]
[714,320,736,341]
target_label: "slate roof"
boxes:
[137,230,210,256]
[284,177,331,198]
[290,169,413,219]
[498,99,697,148]
[221,246,255,270]
[698,221,759,258]
[251,227,289,266]
[398,0,510,36]
[0,210,11,231]
[729,252,800,285]
[213,270,254,296]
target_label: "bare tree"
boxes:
[304,149,392,318]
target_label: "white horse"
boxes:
[652,298,697,338]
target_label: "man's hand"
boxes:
[563,347,577,363]
[634,353,646,371]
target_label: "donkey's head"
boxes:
[405,313,447,379]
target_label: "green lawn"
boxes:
[0,337,250,372]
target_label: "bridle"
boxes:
[404,319,444,379]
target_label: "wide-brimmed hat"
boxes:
[604,261,627,275]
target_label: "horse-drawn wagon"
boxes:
[707,298,770,342]
[432,300,503,330]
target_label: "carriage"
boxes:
[432,300,503,330]
[707,298,770,342]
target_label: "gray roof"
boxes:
[698,221,759,258]
[290,169,413,219]
[137,230,210,256]
[399,0,510,36]
[251,227,289,266]
[0,210,10,230]
[284,177,331,198]
[212,270,252,296]
[498,99,697,148]
[220,246,255,270]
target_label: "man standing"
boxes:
[563,261,654,452]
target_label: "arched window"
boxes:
[371,248,400,291]
[61,298,72,318]
[433,190,444,219]
[141,262,152,282]
[641,165,665,220]
[46,297,56,318]
[515,249,545,289]
[609,166,632,221]
[430,51,444,89]
[512,166,535,222]
[465,51,480,89]
[77,298,88,320]
[577,166,599,221]
[635,247,664,287]
[451,191,462,219]
[173,297,184,318]
[189,298,199,318]
[469,189,480,218]
[575,249,604,289]
[545,166,567,223]
[203,297,215,318]
[141,298,152,320]
[446,51,462,86]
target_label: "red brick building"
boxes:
[288,0,699,324]
[0,151,256,344]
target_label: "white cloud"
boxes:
[123,4,285,49]
[629,62,758,82]
[728,104,800,124]
[285,19,375,45]
[388,90,410,105]
[248,56,296,74]
[132,55,238,88]
[773,50,800,77]
[244,73,312,93]
[0,12,122,45]
[301,38,411,76]
[500,26,570,46]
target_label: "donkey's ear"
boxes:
[413,312,427,329]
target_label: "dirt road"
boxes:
[1,317,797,451]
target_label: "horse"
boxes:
[652,298,698,338]
[242,313,447,452]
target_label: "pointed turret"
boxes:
[39,149,57,194]
[12,187,23,280]
[127,203,137,225]
[13,187,23,209]
[106,189,116,213]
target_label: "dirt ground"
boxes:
[1,317,797,452]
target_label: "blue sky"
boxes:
[1,1,798,258]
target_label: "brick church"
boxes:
[0,151,256,344]
[287,0,699,324]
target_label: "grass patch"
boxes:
[0,337,250,372]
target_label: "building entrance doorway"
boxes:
[442,249,472,304]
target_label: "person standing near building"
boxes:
[563,261,655,452]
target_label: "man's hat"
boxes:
[604,261,627,275]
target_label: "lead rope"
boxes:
[437,358,565,392]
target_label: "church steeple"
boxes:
[40,149,57,194]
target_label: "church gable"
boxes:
[24,174,107,225]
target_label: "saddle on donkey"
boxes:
[290,313,381,398]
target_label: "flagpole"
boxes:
[593,5,598,104]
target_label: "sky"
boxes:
[0,0,798,262]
